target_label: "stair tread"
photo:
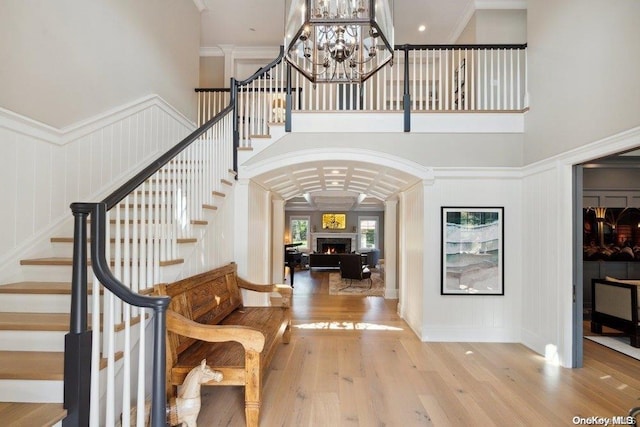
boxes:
[0,281,96,295]
[0,402,66,427]
[0,351,64,380]
[0,312,70,331]
[20,257,184,267]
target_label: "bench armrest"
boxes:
[166,309,265,353]
[237,278,293,303]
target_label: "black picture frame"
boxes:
[441,207,504,295]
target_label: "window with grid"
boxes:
[358,217,378,250]
[290,216,310,249]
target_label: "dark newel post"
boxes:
[63,203,93,427]
[402,45,411,132]
[285,63,292,133]
[231,77,239,177]
[150,308,167,427]
[359,83,364,110]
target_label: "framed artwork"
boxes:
[322,213,346,230]
[441,207,504,295]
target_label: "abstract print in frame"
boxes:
[441,207,504,295]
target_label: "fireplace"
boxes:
[317,238,351,254]
[321,243,346,254]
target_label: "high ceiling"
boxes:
[198,0,526,47]
[196,0,526,211]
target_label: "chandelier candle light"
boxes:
[285,0,394,83]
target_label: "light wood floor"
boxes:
[198,269,640,426]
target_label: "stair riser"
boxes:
[0,331,66,352]
[0,379,63,403]
[0,294,101,314]
[22,263,185,287]
[51,240,196,259]
[0,319,145,353]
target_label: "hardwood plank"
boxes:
[0,281,96,295]
[0,312,69,331]
[0,351,63,380]
[0,402,65,427]
[196,269,640,427]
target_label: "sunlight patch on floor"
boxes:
[293,321,404,331]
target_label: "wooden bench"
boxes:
[153,262,292,426]
[591,277,640,347]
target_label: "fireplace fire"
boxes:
[322,243,346,254]
[317,238,351,254]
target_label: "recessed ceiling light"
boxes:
[418,24,426,32]
[331,181,339,186]
[331,170,340,174]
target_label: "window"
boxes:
[290,216,310,249]
[358,216,378,250]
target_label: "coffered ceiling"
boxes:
[251,160,420,211]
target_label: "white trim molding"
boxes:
[0,95,195,146]
[475,0,528,10]
[200,45,281,59]
[192,0,207,12]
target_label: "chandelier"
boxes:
[284,0,394,83]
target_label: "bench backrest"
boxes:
[154,263,243,361]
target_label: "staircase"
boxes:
[0,50,286,425]
[0,165,237,425]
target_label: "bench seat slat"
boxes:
[175,307,286,370]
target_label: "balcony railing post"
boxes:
[402,45,411,132]
[231,77,239,176]
[285,62,292,132]
[63,202,94,427]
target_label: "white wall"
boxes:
[200,57,226,88]
[456,9,526,44]
[421,171,523,343]
[475,10,527,44]
[247,131,524,168]
[234,179,272,306]
[520,164,566,362]
[398,182,425,336]
[0,96,194,283]
[521,126,640,367]
[525,0,640,164]
[0,0,200,127]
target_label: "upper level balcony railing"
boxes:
[197,44,527,145]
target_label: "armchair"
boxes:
[339,254,372,289]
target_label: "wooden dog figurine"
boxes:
[168,359,223,427]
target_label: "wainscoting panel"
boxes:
[421,171,522,344]
[0,96,194,282]
[398,181,425,336]
[521,164,561,359]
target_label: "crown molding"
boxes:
[200,46,224,57]
[200,45,281,59]
[475,0,527,10]
[448,1,477,43]
[192,0,207,12]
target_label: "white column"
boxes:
[234,178,250,277]
[272,198,286,283]
[383,199,398,299]
[220,44,235,88]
